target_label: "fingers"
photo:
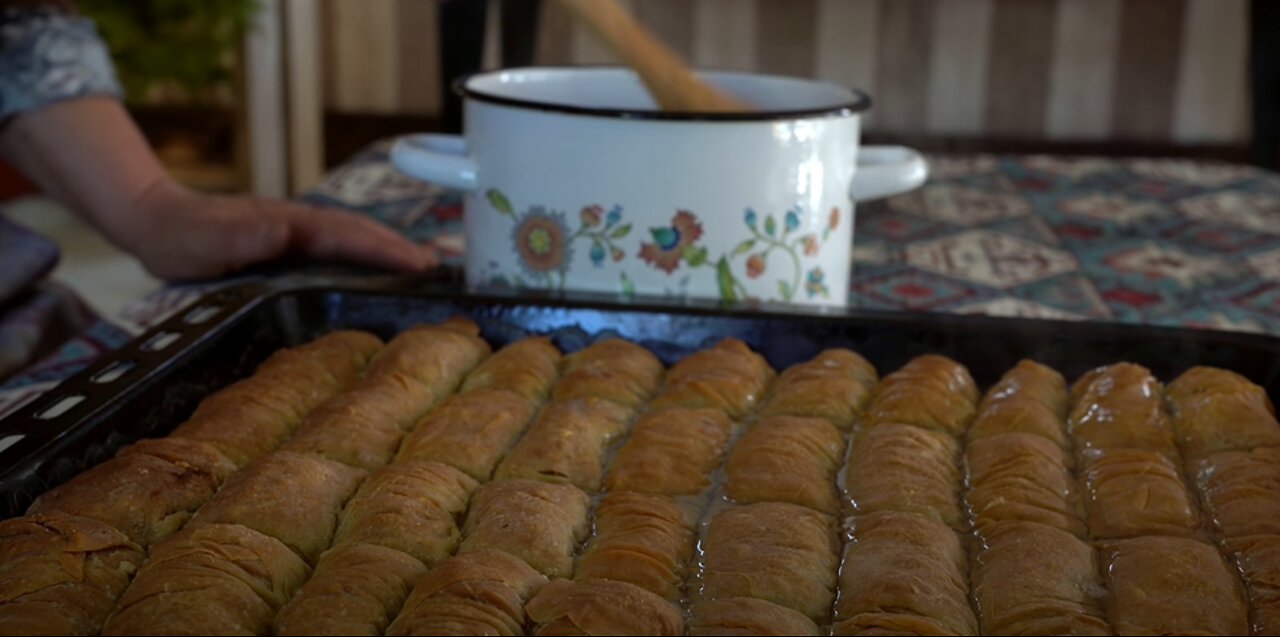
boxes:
[281,203,440,272]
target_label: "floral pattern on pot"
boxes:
[482,188,840,302]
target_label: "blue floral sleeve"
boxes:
[0,6,122,124]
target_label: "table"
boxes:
[3,140,1279,418]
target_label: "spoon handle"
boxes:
[555,0,748,113]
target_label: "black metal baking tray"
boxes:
[2,275,1279,519]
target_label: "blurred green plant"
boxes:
[78,0,258,105]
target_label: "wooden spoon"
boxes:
[555,0,750,113]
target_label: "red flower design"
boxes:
[610,247,625,262]
[802,234,820,256]
[746,254,766,279]
[580,205,603,228]
[828,207,840,230]
[639,210,705,274]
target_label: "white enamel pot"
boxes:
[392,67,926,306]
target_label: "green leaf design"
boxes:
[610,223,633,239]
[716,257,738,303]
[486,189,515,217]
[620,271,635,298]
[683,245,709,267]
[732,239,756,256]
[778,280,792,301]
[764,215,777,237]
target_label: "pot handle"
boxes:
[851,145,928,201]
[390,134,478,192]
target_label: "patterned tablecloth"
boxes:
[2,140,1279,417]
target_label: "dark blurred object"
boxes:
[439,0,542,133]
[1252,0,1279,169]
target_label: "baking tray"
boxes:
[2,275,1279,519]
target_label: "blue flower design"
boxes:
[606,206,623,227]
[744,208,758,230]
[589,240,607,267]
[784,209,800,233]
[805,267,829,299]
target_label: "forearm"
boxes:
[0,96,173,253]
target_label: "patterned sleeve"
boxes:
[0,6,123,124]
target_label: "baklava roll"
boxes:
[1099,536,1248,635]
[526,579,684,636]
[970,521,1110,636]
[700,502,838,622]
[460,336,562,400]
[688,598,821,636]
[387,549,548,636]
[842,423,964,529]
[833,511,977,636]
[1068,363,1179,458]
[1223,534,1280,635]
[494,397,633,491]
[648,338,774,420]
[574,492,697,601]
[274,543,427,636]
[759,348,878,430]
[862,354,978,436]
[0,513,144,636]
[169,330,382,466]
[965,433,1085,537]
[27,437,236,546]
[331,461,478,565]
[360,319,491,403]
[1167,366,1280,459]
[1193,447,1280,539]
[553,338,665,408]
[279,382,419,470]
[604,408,734,496]
[723,415,844,514]
[102,523,310,636]
[459,479,591,579]
[189,451,366,563]
[981,359,1069,416]
[396,388,539,481]
[967,398,1071,450]
[1079,448,1199,539]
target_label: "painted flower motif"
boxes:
[606,206,622,227]
[512,206,571,276]
[784,209,800,233]
[744,208,758,230]
[610,247,625,262]
[589,241,607,267]
[805,267,829,298]
[802,234,820,256]
[746,253,766,279]
[580,205,603,228]
[828,207,840,231]
[639,210,704,274]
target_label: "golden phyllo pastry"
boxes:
[494,397,633,491]
[0,513,144,636]
[460,336,562,400]
[188,451,366,563]
[1167,367,1280,459]
[605,407,733,496]
[842,423,963,528]
[834,511,977,636]
[648,338,774,419]
[965,432,1084,537]
[331,461,478,565]
[1079,448,1199,539]
[387,549,548,636]
[862,354,978,435]
[553,338,664,408]
[700,502,838,622]
[759,348,878,429]
[1068,363,1179,458]
[396,388,538,481]
[102,523,310,635]
[459,479,590,579]
[1099,536,1248,635]
[1223,534,1280,635]
[688,597,821,636]
[574,492,696,601]
[723,415,844,514]
[1193,446,1280,539]
[526,578,684,636]
[360,318,490,403]
[27,437,235,546]
[274,543,426,636]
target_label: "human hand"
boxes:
[125,180,439,281]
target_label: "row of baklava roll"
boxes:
[0,328,388,635]
[385,337,667,636]
[963,360,1110,635]
[689,347,879,636]
[98,318,498,635]
[517,338,776,636]
[1069,363,1249,635]
[1166,366,1280,635]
